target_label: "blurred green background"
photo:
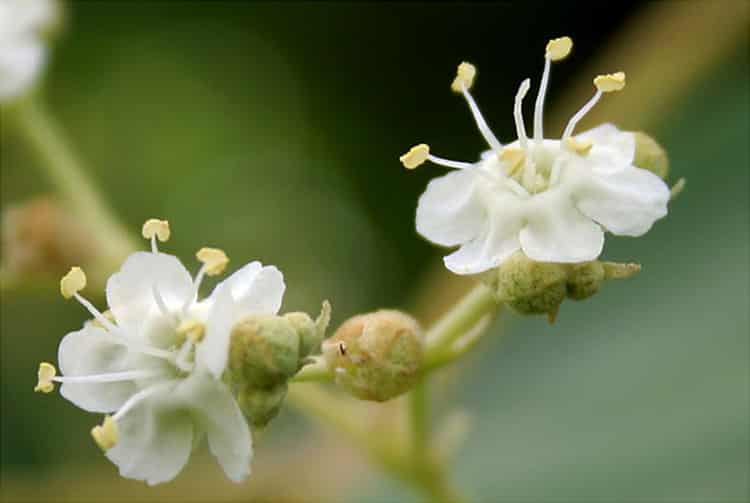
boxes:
[1,1,748,502]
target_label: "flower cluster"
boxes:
[35,219,286,485]
[401,36,670,275]
[0,0,58,101]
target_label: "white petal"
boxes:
[225,263,285,315]
[106,382,193,486]
[416,169,486,247]
[197,285,235,378]
[187,371,252,482]
[576,124,635,168]
[520,197,604,263]
[57,325,137,413]
[106,252,193,336]
[577,165,670,236]
[443,213,522,275]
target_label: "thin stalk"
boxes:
[6,98,138,273]
[290,356,332,383]
[409,379,428,466]
[424,283,498,367]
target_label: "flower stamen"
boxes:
[452,62,502,151]
[564,137,593,155]
[196,248,229,276]
[91,415,119,451]
[60,266,86,299]
[513,79,531,150]
[111,381,175,423]
[534,36,572,142]
[142,219,170,254]
[151,283,178,324]
[498,147,526,176]
[35,362,56,393]
[562,72,626,140]
[400,144,430,170]
[177,319,205,344]
[51,369,166,384]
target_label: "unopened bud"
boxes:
[565,261,606,300]
[633,132,669,179]
[1,196,93,277]
[483,252,643,321]
[284,300,331,363]
[236,383,288,429]
[228,315,300,390]
[322,310,423,402]
[482,252,568,317]
[567,261,640,300]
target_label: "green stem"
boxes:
[7,98,138,274]
[424,283,498,369]
[290,357,332,383]
[409,379,428,466]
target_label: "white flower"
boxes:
[35,219,286,485]
[401,37,670,275]
[0,0,58,101]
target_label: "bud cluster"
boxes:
[482,252,641,321]
[227,302,330,428]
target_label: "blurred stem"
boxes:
[6,98,138,275]
[290,356,331,383]
[409,380,428,466]
[424,283,498,368]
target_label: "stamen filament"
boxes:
[151,284,175,322]
[427,154,474,170]
[533,57,551,142]
[112,381,175,421]
[460,83,502,151]
[174,340,195,373]
[73,293,118,332]
[54,369,165,384]
[182,265,206,314]
[514,79,531,150]
[150,235,158,254]
[562,90,602,140]
[504,176,531,197]
[76,286,177,362]
[96,331,179,363]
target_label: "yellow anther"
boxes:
[142,218,170,242]
[177,319,205,343]
[34,362,56,393]
[91,416,118,451]
[400,144,430,170]
[564,137,593,155]
[594,72,626,92]
[196,247,229,276]
[498,147,526,176]
[546,36,572,61]
[60,266,86,299]
[450,62,476,93]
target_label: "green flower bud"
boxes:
[235,383,288,429]
[633,131,669,179]
[284,300,331,363]
[228,315,300,389]
[565,261,606,300]
[322,310,423,402]
[481,251,568,317]
[482,252,642,322]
